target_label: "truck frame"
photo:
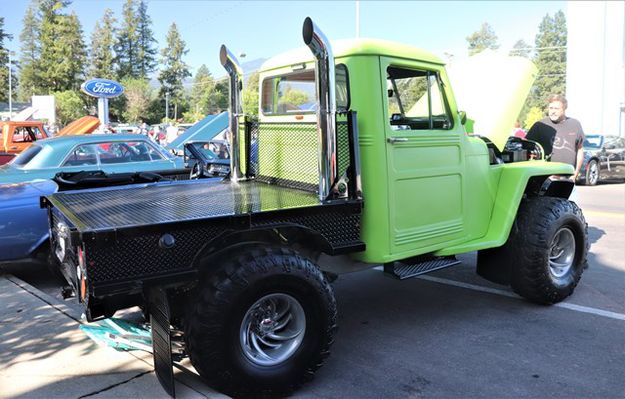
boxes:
[43,18,588,397]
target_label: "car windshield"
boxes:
[583,135,603,149]
[190,142,229,160]
[11,144,43,167]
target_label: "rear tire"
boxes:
[184,245,337,397]
[509,197,589,304]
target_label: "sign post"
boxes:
[81,79,124,132]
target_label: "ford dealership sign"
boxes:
[81,79,124,98]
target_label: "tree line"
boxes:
[0,0,257,126]
[465,10,567,129]
[1,4,566,127]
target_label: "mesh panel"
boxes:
[246,118,352,193]
[336,118,350,180]
[248,122,318,192]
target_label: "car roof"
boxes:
[33,134,150,158]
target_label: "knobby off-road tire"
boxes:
[184,245,337,397]
[509,197,589,304]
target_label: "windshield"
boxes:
[11,144,43,167]
[190,141,229,160]
[583,135,603,149]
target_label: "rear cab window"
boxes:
[261,64,350,115]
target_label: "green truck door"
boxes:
[381,57,467,257]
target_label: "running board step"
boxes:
[384,256,461,280]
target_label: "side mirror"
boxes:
[459,111,467,125]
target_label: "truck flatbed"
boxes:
[48,178,325,232]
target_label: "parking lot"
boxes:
[3,182,624,398]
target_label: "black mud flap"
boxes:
[149,287,175,398]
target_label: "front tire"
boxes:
[584,159,599,186]
[509,197,589,304]
[184,245,337,397]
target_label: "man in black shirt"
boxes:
[526,94,585,180]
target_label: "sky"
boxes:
[2,0,566,79]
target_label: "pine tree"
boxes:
[88,9,116,79]
[529,10,567,109]
[242,71,260,116]
[158,22,191,120]
[39,1,86,92]
[190,64,215,116]
[466,22,500,55]
[510,39,532,58]
[18,0,41,100]
[0,17,17,103]
[115,0,139,80]
[136,0,158,78]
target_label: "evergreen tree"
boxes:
[242,71,260,116]
[0,17,17,103]
[529,10,567,109]
[39,1,86,92]
[158,22,191,120]
[136,0,158,78]
[88,9,116,79]
[510,39,532,58]
[18,1,41,100]
[115,0,139,80]
[121,77,153,123]
[466,22,500,55]
[190,64,215,116]
[211,79,229,113]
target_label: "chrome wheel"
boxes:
[240,293,306,367]
[549,227,576,278]
[587,161,599,185]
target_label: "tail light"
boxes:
[77,246,87,302]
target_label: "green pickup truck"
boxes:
[44,17,588,398]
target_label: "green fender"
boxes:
[435,160,575,256]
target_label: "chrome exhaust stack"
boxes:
[303,17,337,201]
[220,45,244,182]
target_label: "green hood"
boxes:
[446,51,538,151]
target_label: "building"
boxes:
[566,1,625,137]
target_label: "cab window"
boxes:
[387,66,452,130]
[261,64,350,115]
[12,127,35,143]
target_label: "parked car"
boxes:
[577,135,625,185]
[0,134,186,185]
[184,140,231,178]
[0,121,50,165]
[0,170,183,266]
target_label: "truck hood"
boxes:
[446,51,537,151]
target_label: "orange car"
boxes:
[0,121,49,165]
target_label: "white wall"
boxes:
[32,95,56,125]
[566,1,625,136]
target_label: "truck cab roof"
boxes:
[260,38,444,72]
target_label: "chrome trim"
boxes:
[220,44,244,182]
[303,17,337,201]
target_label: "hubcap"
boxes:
[549,227,576,278]
[240,293,306,367]
[588,162,598,184]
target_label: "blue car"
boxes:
[0,134,185,185]
[0,134,188,264]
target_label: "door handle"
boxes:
[387,137,409,144]
[9,146,18,150]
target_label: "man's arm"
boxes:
[574,148,584,180]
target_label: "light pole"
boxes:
[165,91,170,121]
[8,51,14,120]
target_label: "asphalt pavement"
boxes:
[1,182,624,398]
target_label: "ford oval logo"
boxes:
[81,79,124,98]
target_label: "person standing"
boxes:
[526,94,585,180]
